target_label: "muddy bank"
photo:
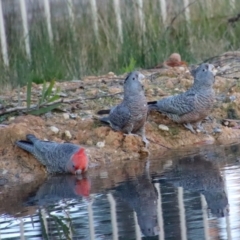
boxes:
[1,53,240,184]
[1,141,240,218]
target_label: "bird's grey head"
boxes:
[123,71,145,95]
[193,63,215,87]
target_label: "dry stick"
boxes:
[0,92,123,116]
[167,0,198,30]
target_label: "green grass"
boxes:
[0,0,240,89]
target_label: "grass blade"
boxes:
[39,81,47,105]
[27,79,32,110]
[28,103,61,115]
[44,79,56,101]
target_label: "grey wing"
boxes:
[157,92,196,116]
[109,104,131,129]
[41,143,78,159]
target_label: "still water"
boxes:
[1,142,240,239]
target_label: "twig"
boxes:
[167,0,198,29]
[223,118,240,123]
[0,92,123,116]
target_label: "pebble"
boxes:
[96,141,105,148]
[0,178,7,186]
[1,169,8,175]
[70,113,77,119]
[8,117,15,121]
[50,126,59,134]
[45,112,53,118]
[63,113,70,120]
[213,127,222,133]
[100,171,108,178]
[229,95,236,102]
[158,124,169,131]
[58,92,68,97]
[64,130,72,139]
[223,121,229,126]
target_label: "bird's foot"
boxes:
[142,135,149,147]
[196,122,208,134]
[184,123,196,134]
[124,133,149,147]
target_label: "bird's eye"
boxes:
[72,164,75,169]
[133,77,135,80]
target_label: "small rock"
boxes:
[1,169,8,175]
[86,139,93,145]
[0,178,7,186]
[96,141,105,148]
[64,130,72,139]
[229,95,236,102]
[100,171,108,178]
[213,127,222,133]
[70,113,77,119]
[45,112,53,118]
[50,126,59,134]
[158,124,169,131]
[8,117,15,121]
[63,113,70,120]
[58,92,68,97]
[223,121,229,126]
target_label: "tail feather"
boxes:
[148,101,160,111]
[147,101,157,105]
[15,140,35,155]
[26,134,38,143]
[100,117,111,125]
[97,109,111,115]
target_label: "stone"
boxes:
[50,126,59,134]
[158,124,169,131]
[96,141,105,148]
[8,117,15,121]
[63,113,70,120]
[64,130,72,139]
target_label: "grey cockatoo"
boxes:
[24,176,91,206]
[97,71,149,144]
[16,134,88,174]
[153,153,228,217]
[148,63,216,133]
[113,162,159,237]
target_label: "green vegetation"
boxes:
[0,0,240,88]
[26,79,61,115]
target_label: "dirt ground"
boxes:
[1,51,240,185]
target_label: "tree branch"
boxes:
[0,92,123,116]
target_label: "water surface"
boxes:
[1,142,240,239]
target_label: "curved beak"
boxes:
[138,73,145,84]
[208,64,217,76]
[75,169,82,175]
